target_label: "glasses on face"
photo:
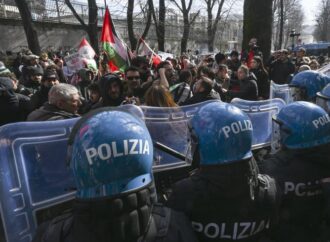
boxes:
[127,76,140,81]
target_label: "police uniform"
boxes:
[167,161,279,242]
[259,149,329,242]
[166,102,280,242]
[259,101,330,242]
[32,108,198,242]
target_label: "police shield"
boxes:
[0,118,79,242]
[270,81,294,104]
[140,100,220,172]
[231,98,286,150]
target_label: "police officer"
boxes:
[259,101,330,242]
[289,70,330,103]
[316,83,330,114]
[33,108,197,242]
[167,102,280,242]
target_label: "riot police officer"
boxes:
[316,83,330,114]
[166,102,280,242]
[289,70,330,102]
[259,101,330,242]
[33,108,197,242]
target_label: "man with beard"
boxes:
[94,74,124,107]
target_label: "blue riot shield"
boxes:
[0,118,79,242]
[269,81,293,104]
[140,100,220,172]
[231,98,286,149]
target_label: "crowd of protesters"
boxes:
[0,38,329,126]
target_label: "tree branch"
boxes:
[171,0,183,13]
[141,0,153,39]
[65,0,88,30]
[189,9,200,24]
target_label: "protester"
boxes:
[94,74,124,108]
[144,84,177,107]
[0,76,30,126]
[170,69,192,105]
[30,69,60,110]
[269,49,295,84]
[222,65,258,101]
[27,83,81,121]
[19,66,44,96]
[250,56,270,99]
[76,68,94,100]
[181,76,219,105]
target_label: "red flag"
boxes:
[137,38,162,68]
[78,38,95,59]
[101,8,129,72]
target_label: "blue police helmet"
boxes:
[290,70,330,102]
[70,109,153,199]
[189,102,253,165]
[273,101,330,149]
[316,83,330,114]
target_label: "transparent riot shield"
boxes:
[269,81,293,104]
[230,98,286,150]
[140,100,220,172]
[0,118,79,242]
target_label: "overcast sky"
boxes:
[301,0,320,25]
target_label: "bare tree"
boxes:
[242,0,273,61]
[150,0,166,51]
[314,0,330,41]
[273,0,304,50]
[65,0,99,54]
[169,0,200,53]
[127,0,153,50]
[14,0,41,54]
[204,0,226,52]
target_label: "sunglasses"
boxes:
[127,76,140,80]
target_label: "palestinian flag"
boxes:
[101,7,129,72]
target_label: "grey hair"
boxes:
[48,83,79,104]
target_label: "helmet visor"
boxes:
[186,122,198,164]
[271,116,292,152]
[289,86,305,101]
[316,96,330,114]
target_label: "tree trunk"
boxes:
[127,0,138,50]
[158,0,166,51]
[278,0,284,50]
[181,17,190,53]
[207,3,214,52]
[88,0,99,55]
[14,0,41,54]
[243,0,273,62]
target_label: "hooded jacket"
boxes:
[96,74,124,107]
[0,77,30,126]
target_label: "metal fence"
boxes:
[0,0,117,26]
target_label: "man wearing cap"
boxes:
[20,54,41,85]
[19,66,44,97]
[30,69,60,110]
